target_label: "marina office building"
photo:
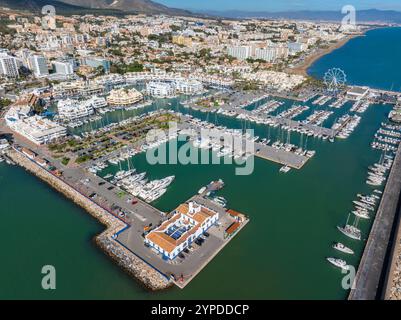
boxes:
[346,86,370,101]
[145,201,219,260]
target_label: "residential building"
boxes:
[29,55,49,77]
[174,79,203,94]
[57,98,94,121]
[107,88,143,106]
[227,45,252,60]
[7,115,67,145]
[52,60,74,75]
[146,81,175,97]
[0,52,19,78]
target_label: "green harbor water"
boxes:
[1,27,400,300]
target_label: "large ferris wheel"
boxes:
[323,68,347,94]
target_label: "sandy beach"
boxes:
[287,33,364,77]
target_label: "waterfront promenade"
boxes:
[349,143,401,300]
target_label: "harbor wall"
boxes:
[383,196,401,299]
[349,143,401,300]
[6,148,172,291]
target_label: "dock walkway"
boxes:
[179,120,309,169]
[226,106,336,138]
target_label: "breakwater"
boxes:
[384,205,401,300]
[6,148,172,291]
[349,143,401,300]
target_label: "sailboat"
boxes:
[337,213,362,240]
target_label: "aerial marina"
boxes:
[3,65,401,298]
[2,4,401,303]
[3,64,401,295]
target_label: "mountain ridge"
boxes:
[0,0,191,16]
[194,8,401,23]
[57,0,190,15]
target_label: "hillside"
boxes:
[0,0,124,15]
[57,0,190,15]
[0,0,190,15]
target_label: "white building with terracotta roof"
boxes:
[145,201,219,260]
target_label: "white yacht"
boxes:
[279,165,291,173]
[326,257,349,270]
[337,224,361,240]
[198,186,207,194]
[352,210,370,219]
[333,242,354,255]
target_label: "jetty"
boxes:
[254,142,308,169]
[179,118,310,169]
[226,106,337,138]
[349,143,401,300]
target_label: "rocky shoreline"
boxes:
[386,235,401,300]
[385,207,401,300]
[6,148,172,291]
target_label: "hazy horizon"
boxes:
[156,0,401,12]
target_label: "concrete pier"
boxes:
[349,143,401,300]
[225,106,337,137]
[254,142,308,169]
[179,119,310,169]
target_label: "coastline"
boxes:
[287,33,364,77]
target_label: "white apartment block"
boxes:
[7,115,67,145]
[146,81,176,97]
[228,43,289,62]
[57,98,94,121]
[227,45,252,60]
[52,60,74,75]
[29,55,49,77]
[0,53,19,78]
[174,79,203,94]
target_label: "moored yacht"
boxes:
[333,242,354,255]
[352,209,370,219]
[326,257,349,270]
[337,224,361,240]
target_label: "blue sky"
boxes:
[156,0,401,12]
